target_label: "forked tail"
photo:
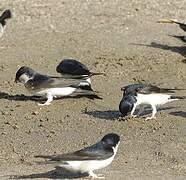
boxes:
[90,72,105,76]
[170,96,186,100]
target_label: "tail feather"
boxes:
[160,88,186,93]
[35,160,67,166]
[35,155,53,159]
[72,87,102,99]
[90,72,105,76]
[35,155,69,166]
[170,96,186,100]
[168,35,186,43]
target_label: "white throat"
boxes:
[19,74,32,83]
[112,141,120,156]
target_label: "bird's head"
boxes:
[101,133,120,149]
[15,66,36,84]
[119,99,134,116]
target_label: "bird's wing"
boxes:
[35,142,113,162]
[158,19,186,32]
[56,59,90,75]
[25,74,90,91]
[137,84,177,94]
[122,83,184,95]
[122,84,145,95]
[168,35,186,43]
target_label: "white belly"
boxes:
[59,156,114,173]
[136,93,171,106]
[35,87,76,97]
[79,78,91,86]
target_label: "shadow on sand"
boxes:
[0,91,43,102]
[84,107,176,120]
[0,91,102,104]
[131,41,186,63]
[9,166,88,179]
[169,111,186,118]
[84,109,120,120]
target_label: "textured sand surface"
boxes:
[0,0,186,179]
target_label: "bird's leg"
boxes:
[131,103,137,118]
[145,104,157,120]
[88,171,105,179]
[38,94,53,106]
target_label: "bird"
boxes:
[168,35,186,43]
[56,59,104,86]
[158,19,186,32]
[35,133,120,179]
[15,66,102,106]
[119,83,186,120]
[158,19,186,43]
[0,9,12,38]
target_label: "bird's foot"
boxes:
[38,102,51,106]
[145,116,156,121]
[131,114,138,118]
[96,174,105,179]
[88,172,105,179]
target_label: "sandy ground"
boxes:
[0,0,186,179]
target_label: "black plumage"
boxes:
[121,83,184,95]
[35,133,120,162]
[119,94,137,116]
[56,59,103,76]
[0,9,11,27]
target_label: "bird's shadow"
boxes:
[84,106,176,120]
[169,111,186,118]
[84,109,120,120]
[0,91,101,103]
[140,106,176,116]
[131,41,186,61]
[0,91,43,102]
[9,166,88,179]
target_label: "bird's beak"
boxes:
[121,87,125,91]
[157,19,176,24]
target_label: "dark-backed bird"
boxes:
[158,19,186,32]
[15,66,101,106]
[56,59,104,86]
[119,83,186,120]
[35,133,120,179]
[0,9,11,37]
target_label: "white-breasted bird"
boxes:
[0,9,11,38]
[158,19,186,32]
[119,83,186,120]
[56,59,104,86]
[15,66,102,106]
[158,19,186,43]
[35,133,120,179]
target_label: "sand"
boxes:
[0,0,186,179]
